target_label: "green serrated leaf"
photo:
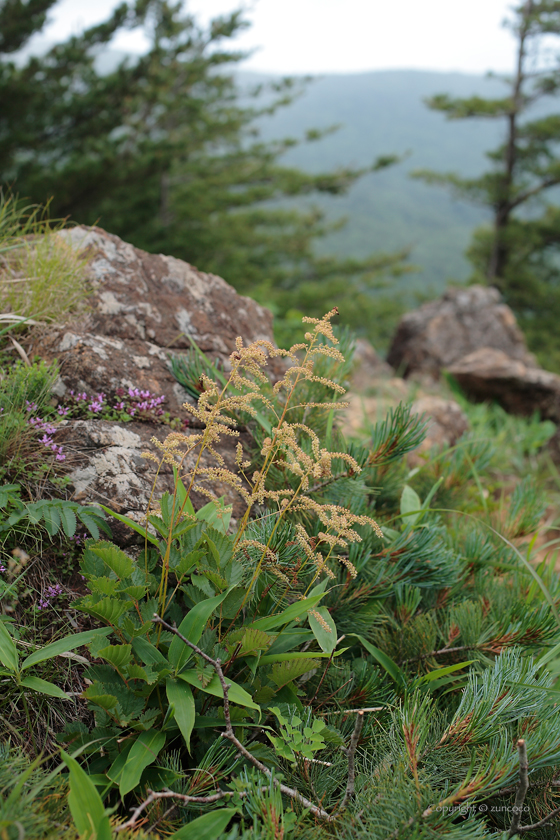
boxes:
[59,505,77,538]
[126,663,157,683]
[227,627,272,658]
[77,596,134,625]
[200,566,229,590]
[87,576,120,596]
[173,549,205,576]
[83,686,118,711]
[87,542,134,579]
[118,584,147,600]
[41,503,61,536]
[97,644,132,670]
[77,512,101,540]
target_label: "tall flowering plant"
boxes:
[60,310,384,817]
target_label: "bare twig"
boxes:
[115,787,270,833]
[339,710,364,810]
[504,739,560,835]
[152,614,333,821]
[508,739,529,837]
[340,707,386,714]
[517,806,560,833]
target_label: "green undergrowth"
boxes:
[1,311,560,840]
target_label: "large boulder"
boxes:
[386,286,535,378]
[31,226,276,417]
[29,226,277,535]
[447,348,560,422]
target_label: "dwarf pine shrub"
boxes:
[2,311,560,839]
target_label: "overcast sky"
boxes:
[40,0,520,76]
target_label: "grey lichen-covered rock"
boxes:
[26,226,277,541]
[386,286,536,378]
[447,348,560,422]
[57,418,251,545]
[29,225,277,417]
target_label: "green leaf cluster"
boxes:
[4,322,560,839]
[0,484,110,541]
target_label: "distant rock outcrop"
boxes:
[408,396,469,467]
[386,286,535,378]
[447,348,560,423]
[351,338,393,389]
[30,226,276,538]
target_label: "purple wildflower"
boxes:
[38,583,63,610]
[57,405,70,416]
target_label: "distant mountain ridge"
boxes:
[40,51,515,295]
[242,69,509,294]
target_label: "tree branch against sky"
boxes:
[416,0,560,368]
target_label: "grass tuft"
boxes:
[0,192,90,324]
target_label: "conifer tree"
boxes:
[417,0,560,365]
[0,0,406,344]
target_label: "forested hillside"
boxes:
[247,69,506,293]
